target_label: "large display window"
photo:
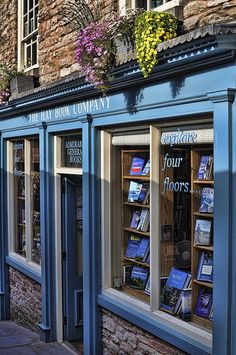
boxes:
[101,123,214,334]
[7,137,41,266]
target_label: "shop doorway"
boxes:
[61,175,83,348]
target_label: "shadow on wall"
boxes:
[170,77,186,99]
[123,87,144,115]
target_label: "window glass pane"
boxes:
[61,134,83,168]
[76,178,83,275]
[26,43,32,67]
[34,6,38,31]
[13,141,26,257]
[23,15,28,37]
[23,0,27,15]
[29,10,33,34]
[32,40,37,66]
[29,0,33,9]
[136,0,147,9]
[151,0,164,8]
[119,147,150,303]
[31,139,40,265]
[159,127,214,329]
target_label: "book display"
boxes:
[160,267,191,315]
[31,140,40,265]
[13,141,26,257]
[191,146,214,329]
[121,149,150,302]
[119,140,214,328]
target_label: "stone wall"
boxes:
[9,267,42,333]
[102,309,187,354]
[0,0,17,67]
[183,0,236,31]
[38,0,118,85]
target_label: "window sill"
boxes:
[6,253,41,284]
[98,288,212,355]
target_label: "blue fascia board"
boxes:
[0,42,234,120]
[1,127,39,138]
[98,294,212,355]
[5,256,41,284]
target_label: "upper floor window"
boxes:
[18,0,39,70]
[119,0,180,15]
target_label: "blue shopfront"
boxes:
[0,25,236,355]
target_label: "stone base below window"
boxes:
[102,308,187,354]
[102,308,186,355]
[9,267,42,333]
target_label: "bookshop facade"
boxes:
[0,26,236,355]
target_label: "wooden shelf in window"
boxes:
[193,279,213,288]
[194,245,213,251]
[123,175,150,181]
[17,196,25,200]
[123,286,149,303]
[192,315,212,330]
[193,180,214,185]
[124,257,150,268]
[193,212,214,218]
[124,227,150,237]
[123,202,150,209]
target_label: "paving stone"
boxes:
[31,342,72,354]
[0,321,72,354]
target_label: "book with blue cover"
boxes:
[125,235,141,259]
[130,209,141,229]
[197,155,213,180]
[195,288,212,318]
[130,266,149,290]
[144,276,150,295]
[160,267,191,314]
[130,157,145,175]
[141,159,150,176]
[135,237,149,261]
[194,219,211,245]
[199,188,214,213]
[179,288,192,321]
[137,209,150,232]
[123,265,133,286]
[209,305,213,321]
[196,251,213,283]
[138,183,150,205]
[128,181,142,202]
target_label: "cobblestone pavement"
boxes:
[0,321,75,354]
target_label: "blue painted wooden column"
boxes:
[82,115,101,355]
[207,89,235,355]
[38,122,56,342]
[230,90,236,355]
[0,132,9,321]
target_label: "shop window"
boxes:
[101,124,214,335]
[18,0,39,70]
[8,137,41,266]
[119,0,179,15]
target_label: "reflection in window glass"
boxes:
[31,139,40,264]
[61,134,83,169]
[13,141,26,257]
[12,138,40,265]
[76,178,83,275]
